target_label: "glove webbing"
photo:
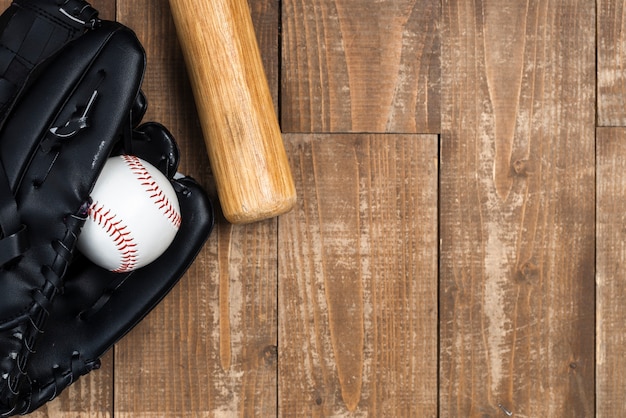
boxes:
[0,198,85,416]
[0,0,98,126]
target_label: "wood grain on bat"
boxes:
[168,0,296,224]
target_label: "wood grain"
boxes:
[7,0,626,415]
[26,353,113,418]
[440,1,595,416]
[281,0,440,134]
[598,0,626,126]
[597,128,626,417]
[279,134,438,416]
[115,0,278,416]
[113,222,277,417]
[91,0,116,20]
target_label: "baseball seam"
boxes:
[88,202,138,273]
[121,155,182,229]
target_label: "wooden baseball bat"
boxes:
[168,0,296,224]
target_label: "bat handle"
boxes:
[169,0,296,224]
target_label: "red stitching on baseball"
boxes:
[88,202,138,273]
[121,155,181,228]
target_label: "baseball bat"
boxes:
[168,0,296,224]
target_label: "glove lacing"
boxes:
[54,0,99,28]
[0,147,27,417]
[0,197,87,416]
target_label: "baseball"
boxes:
[77,155,182,273]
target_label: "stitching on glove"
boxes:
[17,334,33,356]
[0,203,88,413]
[15,1,83,33]
[14,5,75,34]
[0,44,35,68]
[0,226,29,268]
[55,0,99,28]
[40,267,61,295]
[17,351,98,411]
[0,401,15,417]
[30,292,50,316]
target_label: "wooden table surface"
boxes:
[10,0,626,416]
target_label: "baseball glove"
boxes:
[0,1,214,415]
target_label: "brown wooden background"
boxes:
[8,0,626,416]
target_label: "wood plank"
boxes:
[93,0,116,20]
[115,0,279,416]
[279,134,438,416]
[113,221,278,417]
[596,128,626,417]
[440,1,595,417]
[281,0,440,134]
[598,0,626,126]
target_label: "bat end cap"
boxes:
[222,193,297,224]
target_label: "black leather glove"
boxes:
[0,4,213,415]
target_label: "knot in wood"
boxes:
[517,260,539,282]
[512,159,530,176]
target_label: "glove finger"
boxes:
[131,92,148,128]
[125,122,181,179]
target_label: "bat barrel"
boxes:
[169,0,296,224]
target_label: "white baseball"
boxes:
[77,155,182,273]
